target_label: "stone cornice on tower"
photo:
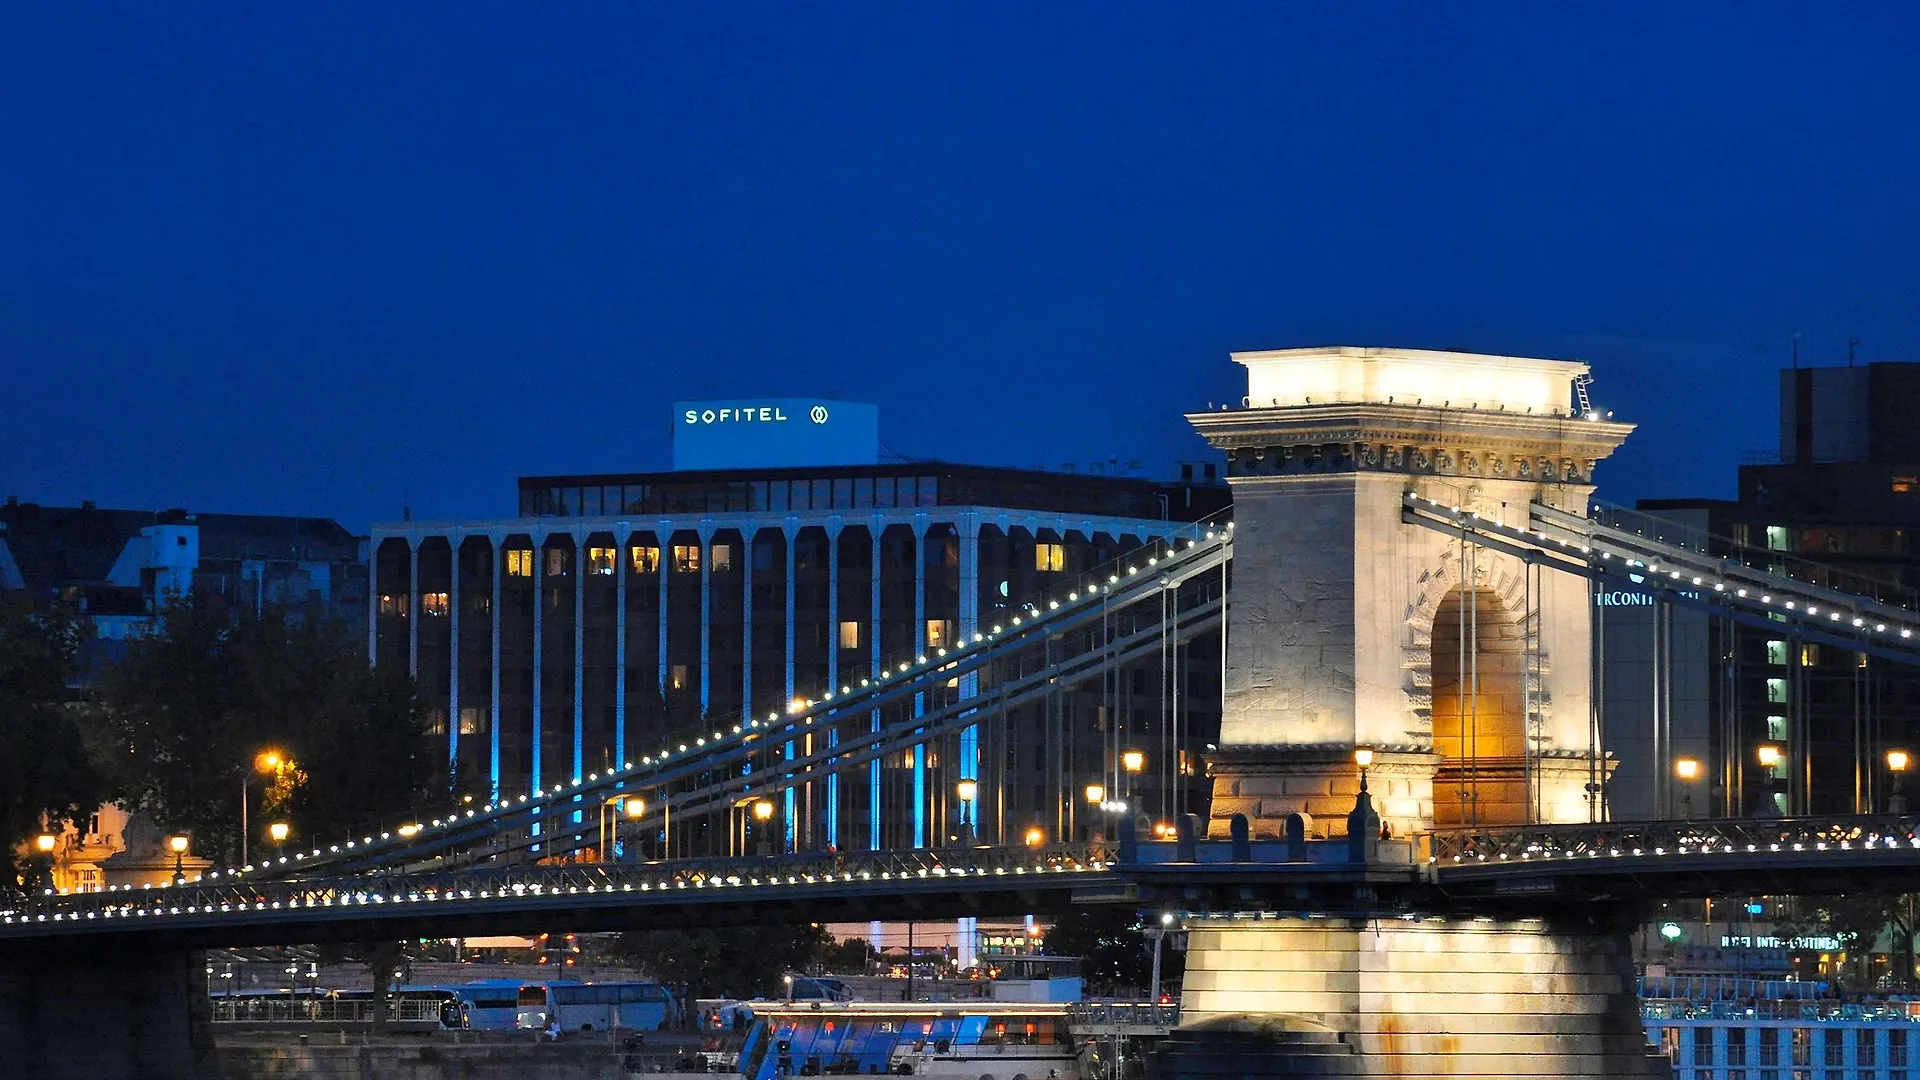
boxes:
[1188,402,1634,485]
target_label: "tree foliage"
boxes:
[1041,907,1182,994]
[0,597,109,890]
[98,593,437,866]
[607,923,833,1002]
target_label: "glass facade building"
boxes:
[372,462,1228,855]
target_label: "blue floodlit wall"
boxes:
[672,399,879,471]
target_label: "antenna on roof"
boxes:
[1791,330,1801,369]
[1849,336,1860,368]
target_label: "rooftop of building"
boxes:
[0,499,363,591]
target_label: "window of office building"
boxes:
[670,664,689,691]
[1895,476,1918,495]
[427,709,447,736]
[506,549,534,577]
[587,547,616,575]
[545,548,568,576]
[1765,640,1789,666]
[1766,678,1788,704]
[1034,542,1066,572]
[1767,715,1787,741]
[711,543,733,572]
[458,707,484,736]
[672,545,701,573]
[1799,643,1820,667]
[1693,1027,1715,1065]
[378,594,407,617]
[631,545,660,574]
[422,591,450,616]
[1765,525,1789,552]
[926,619,953,649]
[839,621,861,649]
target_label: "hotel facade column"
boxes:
[572,527,587,785]
[699,523,713,716]
[615,529,628,769]
[489,533,503,800]
[448,532,462,776]
[912,515,928,849]
[407,540,421,679]
[656,523,670,697]
[956,513,981,831]
[868,524,883,849]
[783,521,799,850]
[741,523,754,726]
[825,520,843,849]
[531,528,546,799]
[365,554,377,668]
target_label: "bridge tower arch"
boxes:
[1189,347,1634,836]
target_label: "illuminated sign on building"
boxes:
[671,398,879,471]
[1594,590,1703,606]
[1719,934,1841,951]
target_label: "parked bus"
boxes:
[412,980,525,1031]
[513,981,679,1033]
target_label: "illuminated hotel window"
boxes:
[422,591,450,617]
[1767,714,1786,740]
[506,549,534,577]
[1799,643,1820,667]
[838,621,861,649]
[1034,543,1066,572]
[1765,525,1789,552]
[378,594,408,617]
[926,619,953,649]
[631,545,660,574]
[1766,678,1788,704]
[427,709,448,735]
[1859,652,1870,669]
[672,545,701,573]
[1897,476,1918,495]
[1765,640,1788,666]
[669,664,689,691]
[458,708,483,736]
[545,548,568,576]
[586,547,616,575]
[710,543,733,572]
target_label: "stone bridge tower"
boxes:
[1189,347,1634,837]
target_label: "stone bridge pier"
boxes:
[1166,348,1656,1076]
[0,945,219,1080]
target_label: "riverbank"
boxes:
[215,1032,724,1080]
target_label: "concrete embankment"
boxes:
[216,1033,723,1080]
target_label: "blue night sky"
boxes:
[3,4,1918,531]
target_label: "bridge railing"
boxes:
[1068,1000,1180,1029]
[1429,814,1920,866]
[209,996,446,1025]
[7,842,1117,929]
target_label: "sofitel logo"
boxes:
[684,405,792,425]
[810,405,829,424]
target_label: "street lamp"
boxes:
[955,780,978,845]
[1673,757,1700,820]
[33,833,56,895]
[1890,749,1911,814]
[267,822,290,857]
[1147,912,1176,1004]
[1084,784,1105,805]
[1353,747,1375,791]
[167,834,191,886]
[1024,826,1045,848]
[1122,750,1145,773]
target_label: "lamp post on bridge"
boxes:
[956,779,978,846]
[167,834,191,886]
[1146,912,1176,1004]
[242,749,287,867]
[1888,749,1910,814]
[1756,744,1786,816]
[1672,757,1700,821]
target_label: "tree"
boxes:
[819,936,877,975]
[1778,892,1918,990]
[1040,907,1180,994]
[607,923,833,1003]
[98,592,437,866]
[0,598,109,891]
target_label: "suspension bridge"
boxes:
[14,346,1920,1080]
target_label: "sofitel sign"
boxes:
[683,404,832,426]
